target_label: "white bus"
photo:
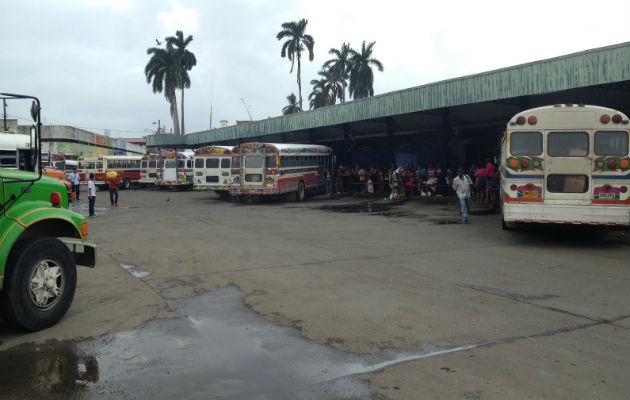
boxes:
[500,104,630,228]
[140,153,160,186]
[230,142,333,201]
[78,155,142,189]
[193,146,232,196]
[0,132,34,170]
[157,151,193,190]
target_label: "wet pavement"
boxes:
[0,286,484,400]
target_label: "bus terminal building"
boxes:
[147,42,629,168]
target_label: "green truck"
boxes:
[0,93,96,331]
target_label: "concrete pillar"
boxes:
[440,109,451,169]
[343,124,351,166]
[386,117,394,165]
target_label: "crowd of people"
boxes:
[323,158,499,201]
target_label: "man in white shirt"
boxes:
[452,167,473,223]
[87,173,96,217]
[67,167,81,201]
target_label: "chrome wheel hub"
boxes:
[29,259,64,310]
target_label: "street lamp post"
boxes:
[152,120,162,134]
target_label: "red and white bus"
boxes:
[500,104,630,228]
[78,155,142,189]
[157,151,194,189]
[230,142,333,201]
[193,146,232,196]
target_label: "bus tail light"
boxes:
[81,221,88,236]
[510,184,517,191]
[516,116,526,125]
[612,114,622,123]
[600,114,611,123]
[527,116,537,125]
[50,192,62,207]
[621,186,628,193]
[607,160,618,169]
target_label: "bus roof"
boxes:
[509,104,630,129]
[0,133,31,150]
[78,155,143,160]
[234,142,333,154]
[194,145,233,155]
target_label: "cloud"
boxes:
[157,1,200,35]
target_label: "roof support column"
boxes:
[309,129,315,144]
[343,124,351,166]
[281,132,286,143]
[386,117,395,165]
[440,109,451,169]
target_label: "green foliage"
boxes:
[277,19,315,111]
[348,41,384,100]
[282,93,300,115]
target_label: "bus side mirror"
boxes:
[30,100,39,122]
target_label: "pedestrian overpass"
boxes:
[147,42,629,167]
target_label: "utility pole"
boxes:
[2,99,7,132]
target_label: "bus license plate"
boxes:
[598,193,615,199]
[522,190,538,199]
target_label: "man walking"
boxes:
[68,167,81,201]
[452,167,473,223]
[87,173,96,217]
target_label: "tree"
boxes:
[348,41,384,100]
[276,19,314,111]
[282,93,300,115]
[323,42,352,102]
[145,46,181,135]
[308,69,342,109]
[165,31,196,135]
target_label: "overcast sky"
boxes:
[2,0,628,138]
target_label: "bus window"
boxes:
[206,158,219,168]
[141,161,147,169]
[548,132,589,157]
[149,161,157,168]
[194,158,204,168]
[232,156,241,168]
[0,150,17,167]
[547,174,589,193]
[510,131,542,155]
[595,131,628,156]
[265,156,277,168]
[221,158,230,168]
[187,160,193,168]
[245,156,263,168]
[165,160,176,168]
[96,162,103,170]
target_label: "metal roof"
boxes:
[147,42,630,148]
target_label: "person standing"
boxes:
[87,173,96,217]
[68,167,81,201]
[452,167,473,223]
[108,172,120,206]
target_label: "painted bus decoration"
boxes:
[230,142,333,201]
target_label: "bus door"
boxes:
[545,131,592,204]
[242,153,264,189]
[163,159,177,183]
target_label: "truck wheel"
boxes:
[297,181,305,202]
[122,178,131,190]
[0,237,77,332]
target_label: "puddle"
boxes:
[319,202,392,214]
[430,219,461,225]
[0,286,485,399]
[120,263,151,279]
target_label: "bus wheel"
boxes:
[297,181,305,202]
[0,237,77,332]
[122,178,131,190]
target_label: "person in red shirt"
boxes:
[108,172,121,206]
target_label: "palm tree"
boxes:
[308,78,330,109]
[145,46,181,134]
[323,42,352,102]
[165,31,196,135]
[282,93,300,115]
[348,41,384,100]
[276,19,314,111]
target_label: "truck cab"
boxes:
[0,93,96,332]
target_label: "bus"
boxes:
[499,104,630,228]
[230,142,333,201]
[78,155,142,189]
[193,146,232,196]
[140,153,160,186]
[42,153,77,173]
[157,151,193,190]
[0,132,34,170]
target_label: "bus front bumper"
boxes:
[230,187,280,195]
[503,203,630,226]
[62,239,97,268]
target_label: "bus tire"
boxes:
[0,237,77,332]
[297,181,305,202]
[122,177,131,190]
